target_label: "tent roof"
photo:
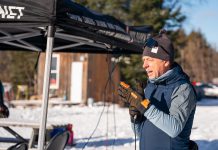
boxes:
[0,0,152,54]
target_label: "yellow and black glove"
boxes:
[118,81,151,115]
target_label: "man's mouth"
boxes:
[146,70,152,74]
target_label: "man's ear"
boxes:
[164,61,170,68]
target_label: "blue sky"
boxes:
[181,0,218,48]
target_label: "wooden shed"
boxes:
[37,53,120,104]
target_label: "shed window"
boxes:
[50,54,60,89]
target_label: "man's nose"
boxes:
[143,61,148,69]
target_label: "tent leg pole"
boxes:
[38,25,55,150]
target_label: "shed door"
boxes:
[71,62,83,103]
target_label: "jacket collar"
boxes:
[148,63,189,85]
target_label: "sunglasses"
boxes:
[144,38,169,55]
[144,38,158,48]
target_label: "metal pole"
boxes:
[38,25,55,150]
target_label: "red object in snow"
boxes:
[67,123,74,146]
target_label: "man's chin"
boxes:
[148,76,155,79]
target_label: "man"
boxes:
[118,30,197,150]
[0,80,9,118]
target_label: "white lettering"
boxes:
[16,7,25,19]
[96,20,107,28]
[107,23,115,30]
[67,13,83,22]
[0,5,25,19]
[114,25,125,33]
[82,16,95,25]
[8,6,16,19]
[0,6,6,18]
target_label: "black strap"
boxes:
[0,81,4,106]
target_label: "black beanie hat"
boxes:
[143,30,174,63]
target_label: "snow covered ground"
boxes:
[0,98,218,150]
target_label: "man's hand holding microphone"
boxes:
[117,81,150,123]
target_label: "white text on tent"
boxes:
[0,5,25,19]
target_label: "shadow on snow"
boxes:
[195,139,218,150]
[74,137,135,148]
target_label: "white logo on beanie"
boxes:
[151,47,158,53]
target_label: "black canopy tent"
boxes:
[0,0,152,53]
[0,0,152,149]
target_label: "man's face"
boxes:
[142,56,170,79]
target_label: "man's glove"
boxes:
[118,82,151,115]
[0,104,9,118]
[129,106,144,123]
[134,79,146,97]
[129,80,146,123]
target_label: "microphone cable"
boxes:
[82,54,118,150]
[133,115,137,150]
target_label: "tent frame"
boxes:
[0,27,111,52]
[38,25,54,150]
